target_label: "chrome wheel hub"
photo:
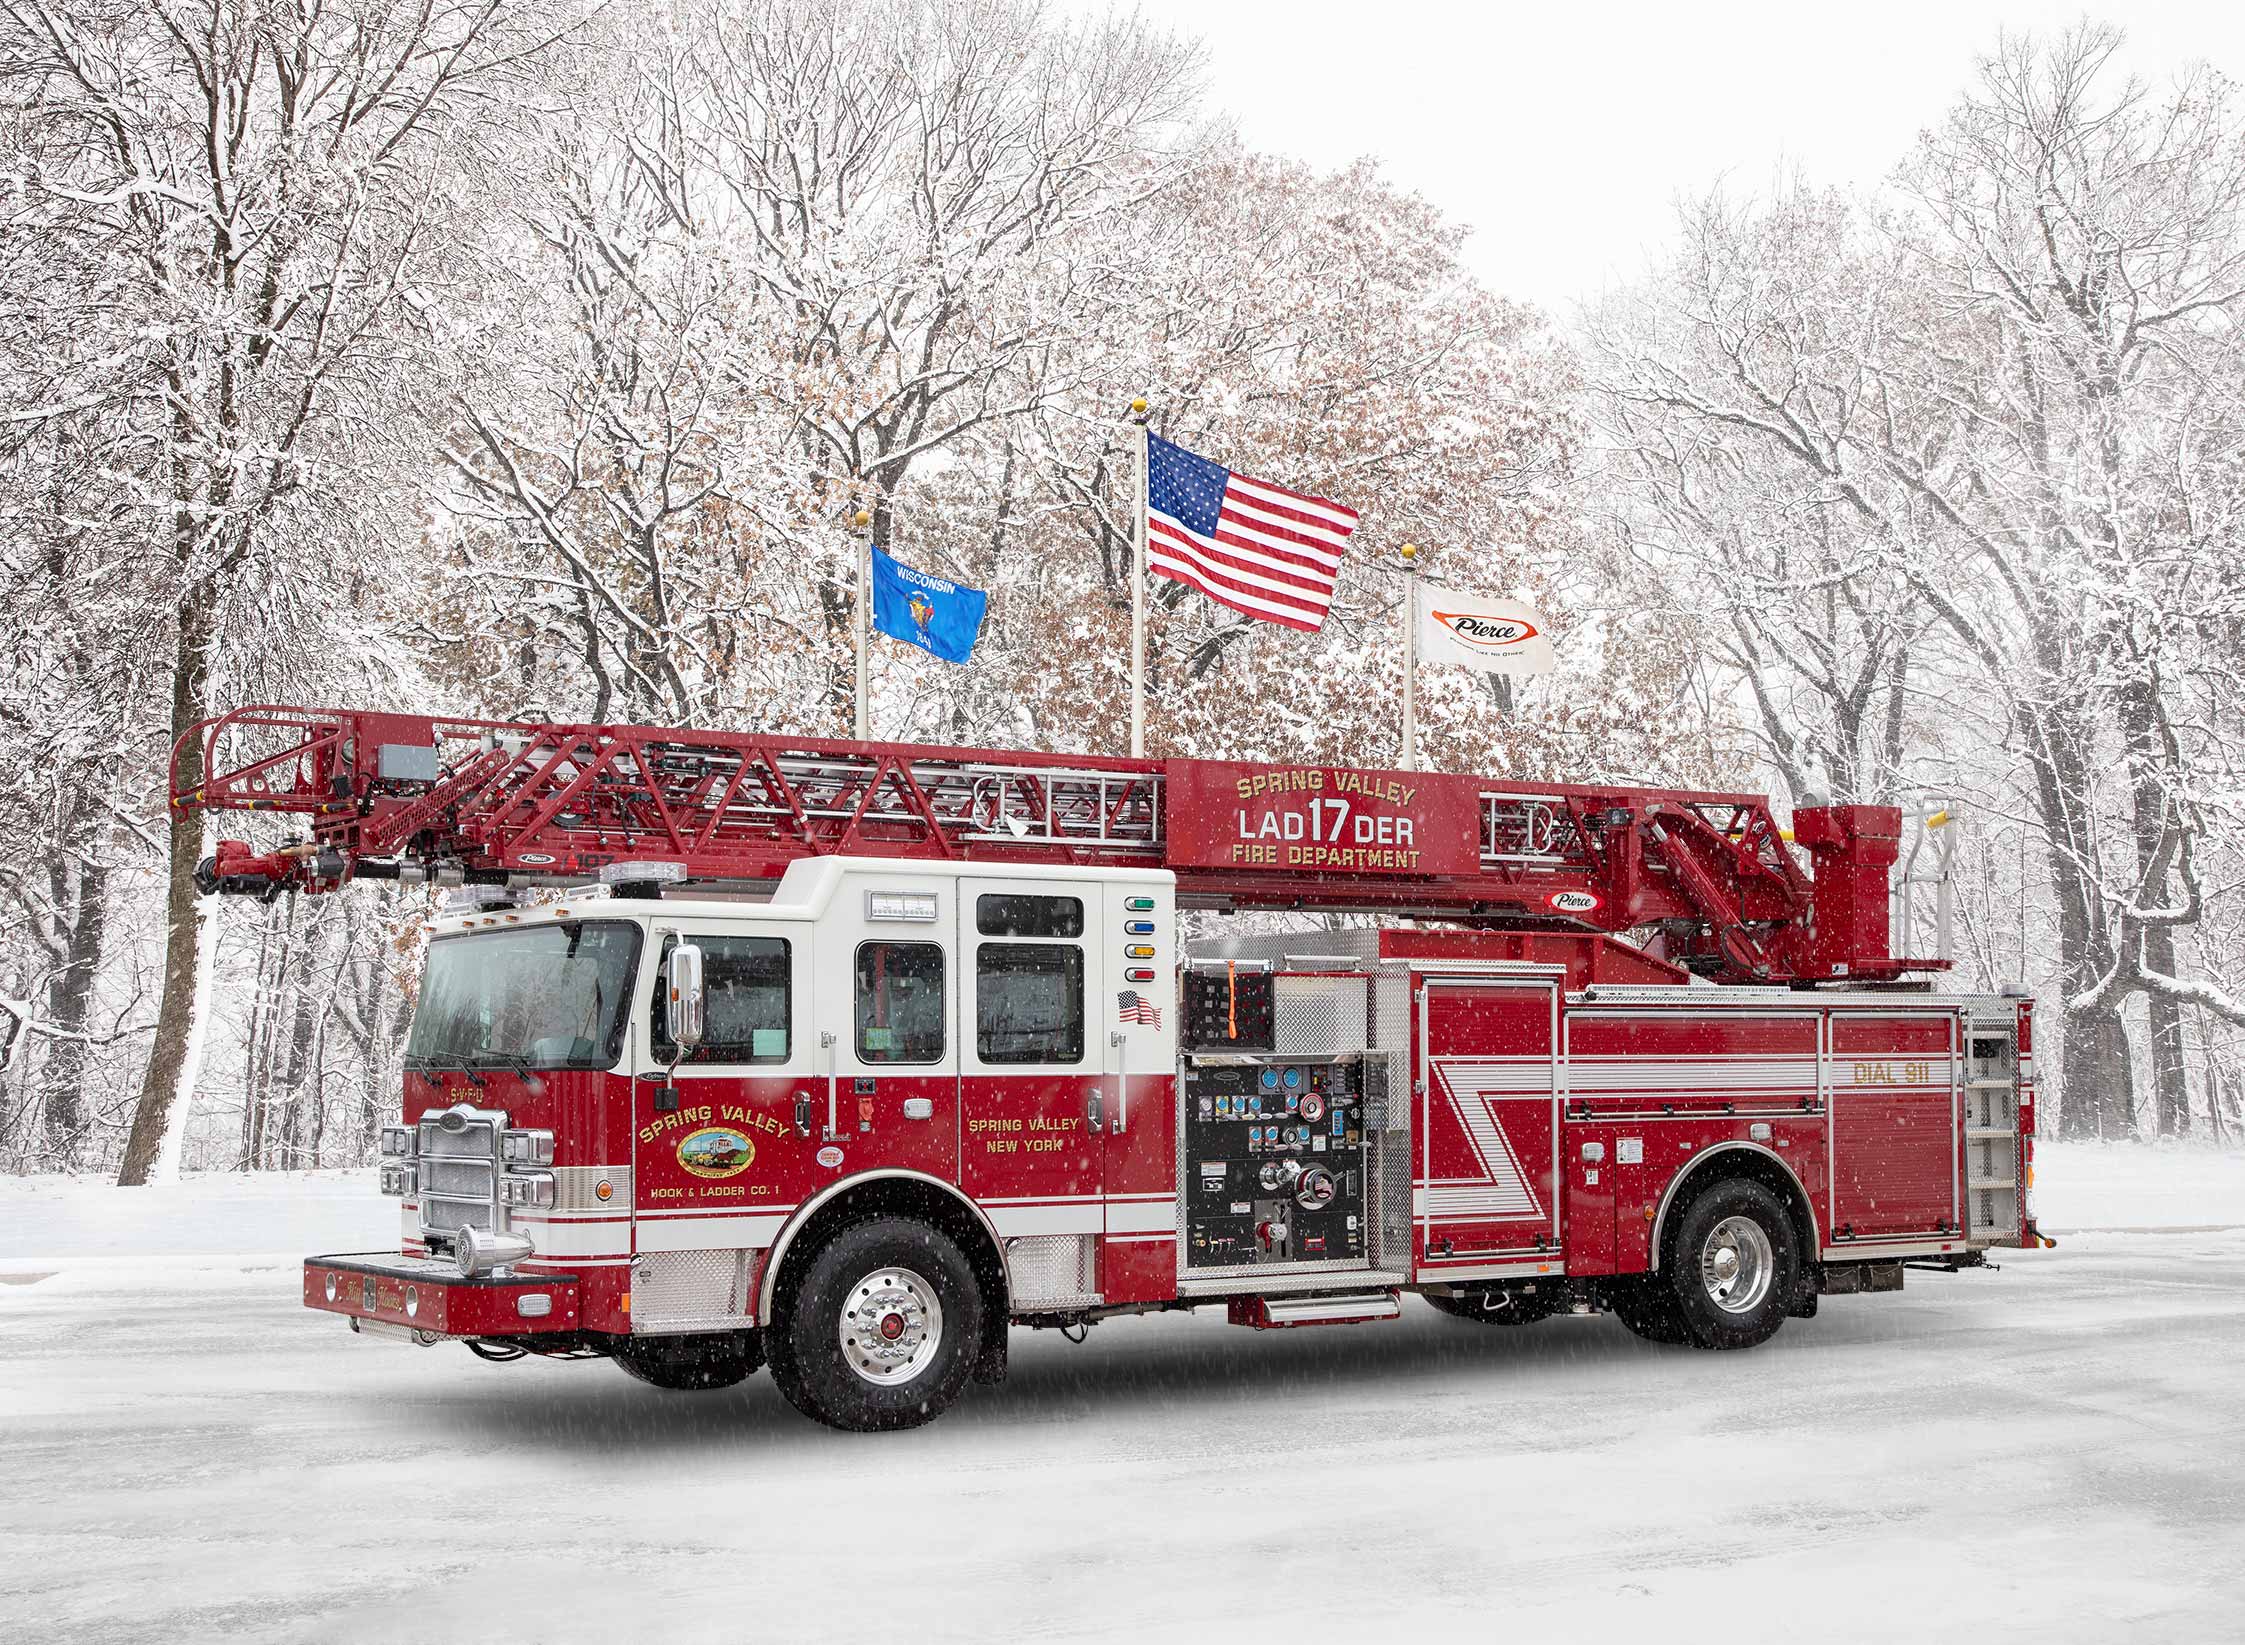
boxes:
[839,1266,944,1387]
[1699,1215,1775,1314]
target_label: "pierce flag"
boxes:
[870,545,987,665]
[1415,582,1555,675]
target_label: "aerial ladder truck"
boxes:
[174,705,2041,1431]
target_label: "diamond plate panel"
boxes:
[1273,975,1369,1057]
[632,1248,753,1335]
[1005,1234,1099,1308]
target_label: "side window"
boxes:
[975,893,1084,938]
[650,934,792,1065]
[977,942,1084,1064]
[856,941,945,1064]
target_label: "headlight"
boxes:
[501,1129,555,1165]
[501,1172,556,1209]
[455,1225,535,1277]
[379,1124,417,1157]
[378,1161,417,1197]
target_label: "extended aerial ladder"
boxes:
[171,704,1940,986]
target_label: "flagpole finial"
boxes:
[852,509,871,529]
[1399,542,1419,564]
[1129,396,1148,419]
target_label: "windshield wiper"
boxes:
[469,1051,540,1082]
[404,1056,487,1087]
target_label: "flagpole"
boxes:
[1129,397,1149,758]
[853,506,871,741]
[1399,542,1420,771]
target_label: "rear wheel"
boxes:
[1664,1178,1801,1350]
[611,1330,764,1391]
[767,1216,985,1432]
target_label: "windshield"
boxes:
[406,921,643,1071]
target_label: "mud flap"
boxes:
[972,1318,1009,1384]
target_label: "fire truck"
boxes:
[174,706,2043,1431]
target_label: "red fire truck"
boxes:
[175,706,2043,1431]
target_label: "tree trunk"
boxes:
[2144,925,2190,1137]
[39,849,111,1167]
[117,577,218,1186]
[2114,675,2192,1137]
[277,938,318,1170]
[2024,713,2137,1139]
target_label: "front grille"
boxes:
[417,1107,505,1239]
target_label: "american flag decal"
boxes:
[1145,433,1358,632]
[1117,990,1162,1028]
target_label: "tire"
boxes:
[766,1216,985,1432]
[1606,1278,1691,1345]
[1662,1178,1801,1350]
[611,1330,764,1391]
[1422,1288,1558,1325]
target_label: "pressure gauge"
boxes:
[1260,1068,1280,1090]
[1282,1067,1303,1089]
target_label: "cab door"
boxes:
[958,880,1107,1279]
[633,920,815,1262]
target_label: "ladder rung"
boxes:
[1969,1176,2017,1190]
[1964,1126,2016,1139]
[1965,1078,2015,1090]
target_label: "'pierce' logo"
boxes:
[1432,612,1539,650]
[1547,889,1600,914]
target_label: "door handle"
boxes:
[1085,1087,1104,1133]
[793,1094,812,1137]
[820,1032,839,1140]
[1109,1031,1128,1136]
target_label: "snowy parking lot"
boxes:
[4,1144,2243,1644]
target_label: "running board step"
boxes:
[1227,1289,1402,1330]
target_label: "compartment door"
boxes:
[1829,1011,1961,1240]
[1415,976,1561,1263]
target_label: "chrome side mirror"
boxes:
[665,942,706,1054]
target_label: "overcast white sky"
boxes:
[1100,1,2245,312]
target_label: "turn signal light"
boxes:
[501,1172,556,1209]
[501,1129,555,1165]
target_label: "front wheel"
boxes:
[767,1216,985,1432]
[1664,1178,1801,1350]
[611,1329,764,1391]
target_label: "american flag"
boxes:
[1116,989,1162,1028]
[1145,433,1359,632]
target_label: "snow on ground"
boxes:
[4,1146,2243,1644]
[2033,1138,2245,1231]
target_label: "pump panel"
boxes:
[1183,1061,1367,1268]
